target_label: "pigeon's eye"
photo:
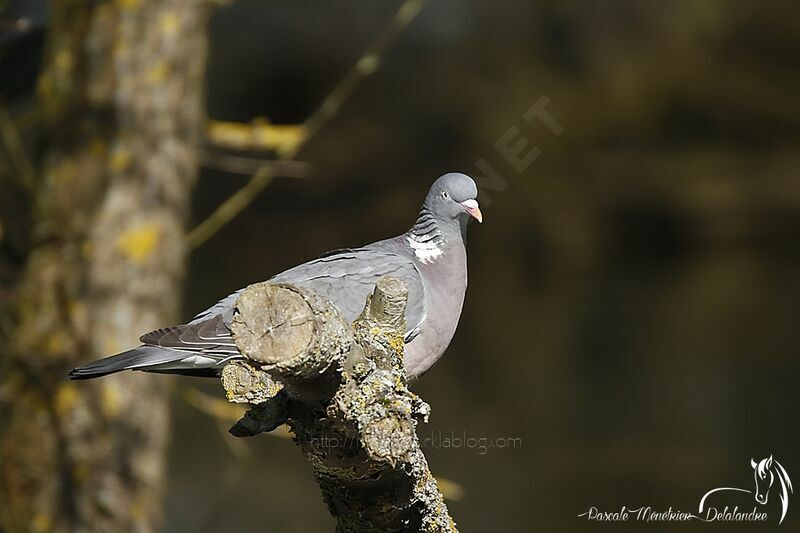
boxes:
[441,190,450,200]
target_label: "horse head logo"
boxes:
[752,456,774,504]
[699,454,793,525]
[751,455,792,523]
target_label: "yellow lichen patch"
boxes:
[110,147,131,172]
[267,380,284,398]
[55,383,79,415]
[72,462,90,483]
[53,159,77,184]
[253,118,305,157]
[31,513,51,533]
[68,300,87,329]
[159,12,179,35]
[146,61,169,84]
[100,381,122,419]
[130,492,147,520]
[37,69,53,98]
[53,49,73,74]
[89,137,107,157]
[82,239,93,258]
[116,223,160,264]
[206,118,306,156]
[45,331,71,355]
[389,335,405,354]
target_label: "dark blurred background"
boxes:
[3,0,800,532]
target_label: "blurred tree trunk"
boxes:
[0,1,209,531]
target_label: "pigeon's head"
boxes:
[425,173,483,224]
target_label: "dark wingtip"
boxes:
[65,347,153,381]
[67,363,122,380]
[67,366,103,380]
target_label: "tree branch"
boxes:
[221,276,457,532]
[184,165,273,249]
[201,150,311,177]
[184,0,428,251]
[205,118,305,155]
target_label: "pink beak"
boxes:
[461,199,483,223]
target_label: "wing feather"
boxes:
[141,245,426,364]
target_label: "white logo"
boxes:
[578,455,792,526]
[699,455,793,525]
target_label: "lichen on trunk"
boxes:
[0,1,210,531]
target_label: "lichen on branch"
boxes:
[221,276,457,532]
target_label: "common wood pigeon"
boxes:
[69,173,482,381]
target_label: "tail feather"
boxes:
[68,346,189,380]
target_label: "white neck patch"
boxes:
[407,235,443,264]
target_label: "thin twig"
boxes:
[300,0,426,144]
[180,385,247,423]
[215,420,252,459]
[184,0,427,251]
[185,166,273,249]
[178,384,291,439]
[201,151,311,178]
[435,477,466,502]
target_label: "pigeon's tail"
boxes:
[68,346,220,380]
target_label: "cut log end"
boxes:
[231,282,352,380]
[231,283,315,365]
